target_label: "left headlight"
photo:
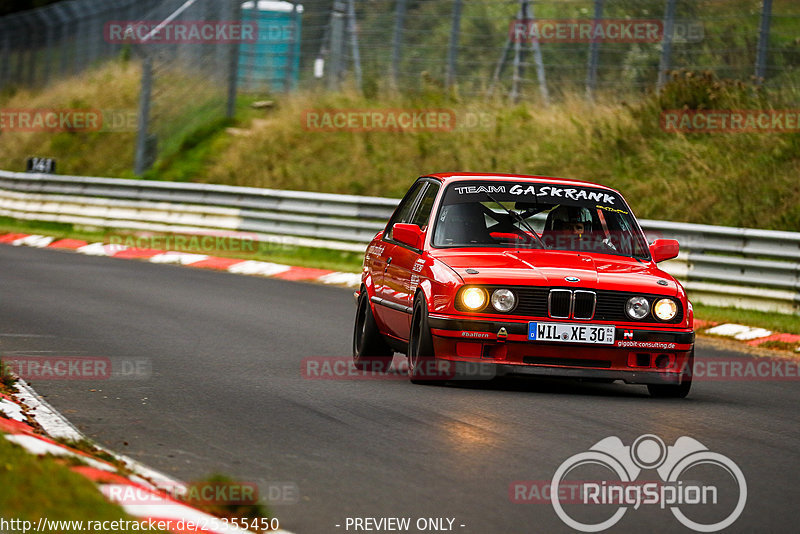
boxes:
[653,298,678,321]
[491,289,516,312]
[460,287,488,311]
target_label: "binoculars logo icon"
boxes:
[551,434,746,532]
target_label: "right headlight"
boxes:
[491,289,516,312]
[626,296,650,320]
[653,298,678,321]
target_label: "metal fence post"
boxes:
[0,28,10,91]
[446,0,463,89]
[585,0,604,100]
[510,0,524,102]
[347,0,362,93]
[58,5,73,77]
[755,0,773,82]
[657,0,677,90]
[391,0,407,89]
[24,15,42,87]
[286,1,300,92]
[135,56,154,175]
[226,0,241,117]
[328,1,346,91]
[526,0,549,104]
[42,12,57,87]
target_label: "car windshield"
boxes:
[432,181,651,259]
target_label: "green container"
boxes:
[238,1,303,92]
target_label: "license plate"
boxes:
[528,322,615,344]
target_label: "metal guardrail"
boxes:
[1,170,798,314]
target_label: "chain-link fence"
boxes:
[128,0,240,173]
[315,0,799,100]
[2,0,798,173]
[0,0,162,89]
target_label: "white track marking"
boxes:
[14,380,83,440]
[0,398,25,422]
[227,260,291,276]
[149,252,209,265]
[318,271,362,287]
[77,242,129,256]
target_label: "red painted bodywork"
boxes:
[359,173,694,385]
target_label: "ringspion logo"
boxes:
[550,434,746,532]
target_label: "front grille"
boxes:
[507,287,549,317]
[594,290,683,324]
[455,286,682,324]
[573,291,596,320]
[548,289,572,318]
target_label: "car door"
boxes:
[381,180,440,340]
[371,181,428,334]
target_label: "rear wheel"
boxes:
[408,294,445,385]
[353,288,393,371]
[648,349,694,398]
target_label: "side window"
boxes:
[409,182,440,230]
[384,181,426,241]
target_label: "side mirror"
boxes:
[650,239,680,263]
[393,223,423,249]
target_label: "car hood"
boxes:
[430,249,678,295]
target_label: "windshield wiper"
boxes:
[486,193,546,250]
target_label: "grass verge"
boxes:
[2,61,799,231]
[0,216,364,274]
[0,433,164,533]
[694,304,800,336]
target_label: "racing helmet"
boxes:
[548,205,592,234]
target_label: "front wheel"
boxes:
[408,294,445,385]
[648,349,694,398]
[353,288,393,371]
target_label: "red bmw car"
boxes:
[353,173,694,398]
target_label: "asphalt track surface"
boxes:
[1,244,798,534]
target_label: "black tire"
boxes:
[408,293,446,385]
[353,288,393,371]
[648,349,694,398]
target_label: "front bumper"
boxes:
[427,315,694,385]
